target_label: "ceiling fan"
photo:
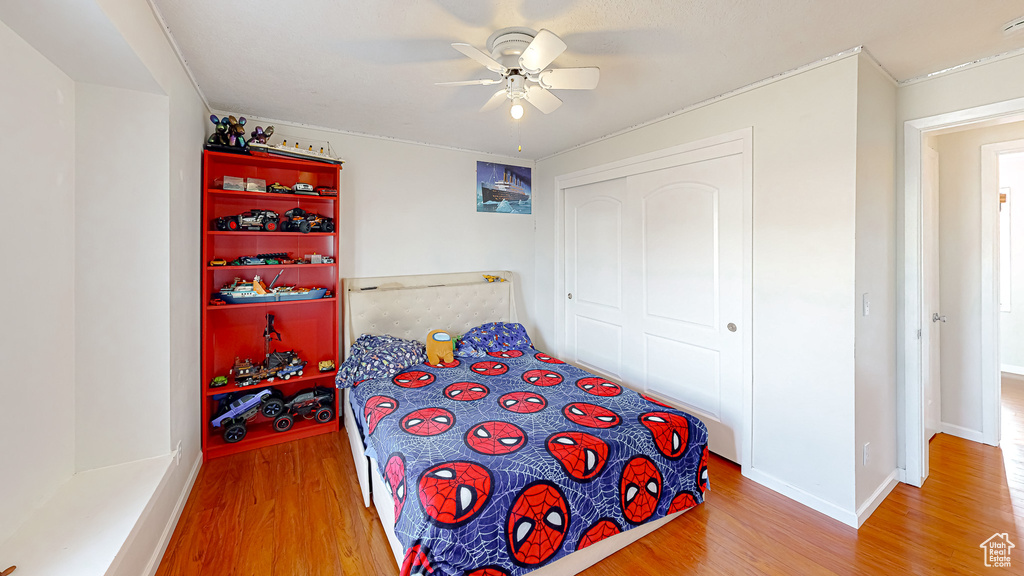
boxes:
[437,27,600,119]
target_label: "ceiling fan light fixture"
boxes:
[510,99,524,120]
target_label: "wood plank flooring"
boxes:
[157,381,1024,575]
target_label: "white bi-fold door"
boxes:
[564,146,746,462]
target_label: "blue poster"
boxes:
[476,161,532,214]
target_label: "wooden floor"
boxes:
[157,381,1024,575]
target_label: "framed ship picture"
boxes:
[477,161,532,214]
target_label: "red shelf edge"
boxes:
[206,296,337,311]
[204,417,340,459]
[206,263,337,271]
[206,188,338,202]
[205,367,338,397]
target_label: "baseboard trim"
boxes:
[941,422,986,443]
[855,469,899,528]
[1002,364,1024,376]
[140,452,202,576]
[743,468,857,528]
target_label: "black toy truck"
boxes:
[272,386,335,432]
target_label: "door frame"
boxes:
[902,99,1024,486]
[552,127,753,469]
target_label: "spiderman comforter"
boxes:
[348,350,709,576]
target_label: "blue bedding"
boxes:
[348,350,709,576]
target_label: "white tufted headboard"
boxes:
[343,271,517,358]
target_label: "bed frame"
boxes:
[342,271,683,574]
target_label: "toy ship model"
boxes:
[215,270,327,304]
[248,140,344,166]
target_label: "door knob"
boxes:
[727,323,737,332]
[567,293,573,300]
[932,313,946,323]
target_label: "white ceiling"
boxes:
[152,0,1024,159]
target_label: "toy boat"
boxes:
[248,141,344,166]
[215,275,328,304]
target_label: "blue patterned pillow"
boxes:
[336,334,426,388]
[454,322,534,357]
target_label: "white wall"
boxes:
[74,82,171,470]
[0,18,77,547]
[895,51,1024,468]
[1001,150,1024,369]
[215,115,539,337]
[536,55,861,518]
[933,121,1024,433]
[853,56,898,510]
[93,0,209,572]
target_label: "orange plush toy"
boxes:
[426,330,454,366]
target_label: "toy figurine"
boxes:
[206,114,248,148]
[426,329,455,366]
[249,125,274,144]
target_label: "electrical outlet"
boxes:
[863,442,870,465]
[862,293,870,317]
[175,440,182,466]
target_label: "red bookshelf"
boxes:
[201,150,341,461]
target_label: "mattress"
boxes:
[348,350,709,576]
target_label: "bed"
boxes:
[340,271,708,576]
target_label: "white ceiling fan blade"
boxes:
[519,29,567,73]
[524,85,562,114]
[452,43,506,74]
[435,78,501,86]
[480,89,509,112]
[537,67,600,90]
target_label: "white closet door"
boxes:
[626,154,744,462]
[564,178,629,380]
[564,151,745,462]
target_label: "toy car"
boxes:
[322,256,335,264]
[211,388,284,443]
[315,187,338,197]
[293,183,316,195]
[266,350,305,380]
[216,209,279,232]
[209,258,227,266]
[272,387,335,432]
[279,208,335,233]
[209,375,228,388]
[231,357,274,387]
[268,183,292,194]
[318,360,335,373]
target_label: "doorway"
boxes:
[554,128,752,466]
[903,99,1024,487]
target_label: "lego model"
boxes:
[209,375,228,388]
[211,388,284,443]
[318,359,336,373]
[272,387,335,432]
[267,350,305,380]
[268,183,292,194]
[315,186,338,197]
[209,258,227,266]
[216,209,279,232]
[279,208,335,233]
